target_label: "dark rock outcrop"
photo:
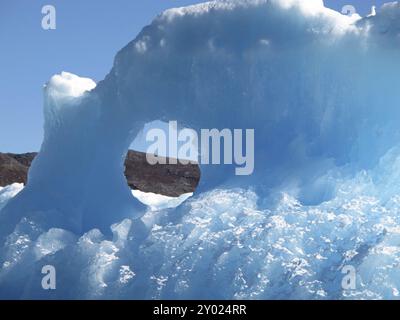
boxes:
[0,153,35,187]
[125,151,200,197]
[0,151,200,197]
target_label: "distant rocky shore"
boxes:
[0,151,200,197]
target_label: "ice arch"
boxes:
[2,0,400,238]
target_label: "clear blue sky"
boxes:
[0,0,388,153]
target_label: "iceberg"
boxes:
[1,0,400,299]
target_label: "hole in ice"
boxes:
[128,120,200,209]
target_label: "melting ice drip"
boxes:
[1,0,400,299]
